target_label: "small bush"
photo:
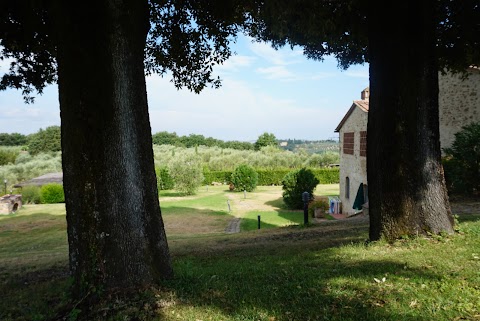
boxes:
[231,164,258,192]
[282,168,319,209]
[169,154,204,195]
[14,152,32,164]
[40,183,65,204]
[21,185,41,204]
[155,166,174,191]
[443,122,480,195]
[308,198,329,218]
[0,148,20,166]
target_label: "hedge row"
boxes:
[203,170,232,185]
[312,168,340,184]
[202,167,339,186]
[21,183,65,204]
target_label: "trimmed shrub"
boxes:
[311,168,340,184]
[40,183,65,204]
[21,185,41,204]
[256,169,290,185]
[443,122,480,194]
[155,166,174,191]
[282,168,319,209]
[169,154,204,195]
[231,164,258,192]
[202,168,340,186]
[308,198,329,218]
[203,170,232,185]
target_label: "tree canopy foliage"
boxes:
[0,0,251,101]
[27,126,61,155]
[248,0,479,71]
[0,133,28,146]
[254,132,277,150]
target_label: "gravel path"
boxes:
[225,217,241,234]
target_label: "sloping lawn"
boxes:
[1,185,479,321]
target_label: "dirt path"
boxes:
[225,217,241,233]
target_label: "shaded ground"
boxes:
[450,199,480,214]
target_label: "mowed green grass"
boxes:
[0,204,68,272]
[1,185,480,321]
[160,188,233,238]
[239,184,339,231]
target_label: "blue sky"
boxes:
[0,35,369,141]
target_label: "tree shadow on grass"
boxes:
[166,249,446,321]
[239,216,279,231]
[265,197,287,209]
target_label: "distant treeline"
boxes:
[152,131,339,153]
[0,126,61,155]
[0,133,28,146]
[152,131,254,150]
[1,128,339,154]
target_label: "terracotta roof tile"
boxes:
[354,99,369,112]
[334,99,369,132]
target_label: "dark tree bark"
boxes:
[367,0,454,241]
[54,0,173,297]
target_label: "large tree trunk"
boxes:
[54,0,173,298]
[367,0,454,241]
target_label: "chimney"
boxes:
[361,87,369,100]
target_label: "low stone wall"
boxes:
[0,194,22,215]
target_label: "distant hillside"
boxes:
[277,139,339,154]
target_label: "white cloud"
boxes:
[145,74,341,141]
[255,66,299,81]
[215,55,257,73]
[0,84,60,134]
[0,107,43,119]
[248,40,302,66]
[344,69,369,78]
[311,72,336,80]
[0,35,369,141]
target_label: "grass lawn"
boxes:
[1,185,480,321]
[236,184,339,231]
[160,188,233,238]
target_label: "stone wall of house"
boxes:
[338,106,368,215]
[439,69,480,151]
[336,70,479,214]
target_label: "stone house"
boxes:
[335,68,480,216]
